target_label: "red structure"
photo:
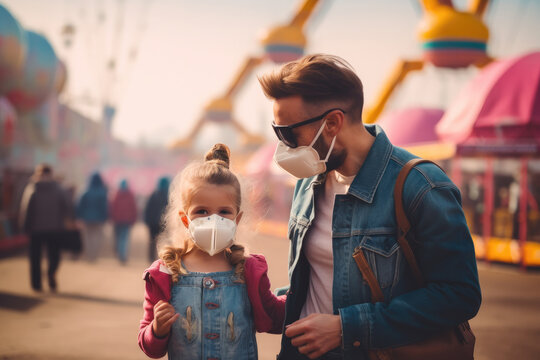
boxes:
[437,51,540,268]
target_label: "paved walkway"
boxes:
[0,222,539,359]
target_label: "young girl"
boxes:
[138,144,286,359]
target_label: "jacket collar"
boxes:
[346,125,392,203]
[303,125,392,202]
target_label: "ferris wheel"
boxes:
[59,0,153,133]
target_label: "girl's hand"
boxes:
[152,300,180,338]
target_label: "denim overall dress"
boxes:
[168,268,258,360]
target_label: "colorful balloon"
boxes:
[0,4,27,95]
[0,97,17,146]
[54,60,67,95]
[6,31,58,112]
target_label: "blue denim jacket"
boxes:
[278,125,481,360]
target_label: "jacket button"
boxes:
[353,341,361,347]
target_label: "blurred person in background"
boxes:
[143,176,170,263]
[19,164,71,292]
[76,172,108,262]
[110,179,137,265]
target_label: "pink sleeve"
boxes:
[138,263,171,358]
[259,268,287,334]
[245,254,287,334]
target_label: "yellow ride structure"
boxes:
[363,0,493,124]
[170,0,320,150]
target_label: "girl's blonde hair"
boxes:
[158,143,246,282]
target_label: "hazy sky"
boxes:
[2,0,540,149]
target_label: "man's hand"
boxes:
[152,300,179,338]
[285,313,342,359]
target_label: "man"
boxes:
[258,54,481,360]
[19,164,70,292]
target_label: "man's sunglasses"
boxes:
[271,108,346,148]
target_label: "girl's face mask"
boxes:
[187,214,237,256]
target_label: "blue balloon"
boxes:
[6,30,58,111]
[0,3,27,95]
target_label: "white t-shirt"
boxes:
[300,170,355,318]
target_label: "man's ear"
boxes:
[235,211,243,225]
[179,211,189,228]
[325,110,345,137]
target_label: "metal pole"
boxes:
[519,157,529,271]
[483,157,494,263]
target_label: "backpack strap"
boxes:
[352,247,385,303]
[393,158,439,288]
[353,158,439,302]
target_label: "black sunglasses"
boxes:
[272,108,346,148]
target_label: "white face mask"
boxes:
[187,214,237,256]
[273,120,336,178]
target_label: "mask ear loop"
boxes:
[308,120,337,163]
[322,136,337,162]
[308,120,328,147]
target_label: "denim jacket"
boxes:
[278,125,481,360]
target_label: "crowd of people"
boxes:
[19,165,170,292]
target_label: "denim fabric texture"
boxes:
[278,125,481,360]
[168,269,258,360]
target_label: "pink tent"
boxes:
[436,51,540,269]
[436,51,540,155]
[378,107,455,160]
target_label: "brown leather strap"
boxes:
[353,248,385,303]
[353,158,441,302]
[394,159,437,287]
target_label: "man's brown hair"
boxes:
[258,54,364,121]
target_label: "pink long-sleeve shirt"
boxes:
[138,254,286,358]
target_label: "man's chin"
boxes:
[326,150,347,172]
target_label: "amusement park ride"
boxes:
[2,0,538,266]
[170,0,494,149]
[364,0,492,124]
[170,0,320,150]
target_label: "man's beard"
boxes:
[313,134,347,172]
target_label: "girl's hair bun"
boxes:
[204,143,231,168]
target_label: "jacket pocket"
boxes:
[357,234,401,290]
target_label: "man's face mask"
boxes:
[187,214,237,256]
[273,120,336,178]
